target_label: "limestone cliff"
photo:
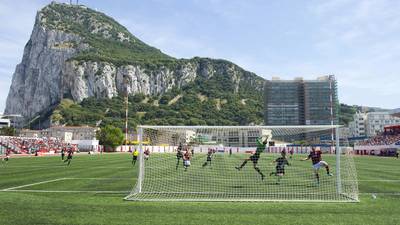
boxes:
[4,2,264,126]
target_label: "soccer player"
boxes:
[64,149,74,166]
[183,149,192,171]
[202,149,213,168]
[301,147,333,185]
[61,148,65,161]
[144,148,150,160]
[235,135,268,180]
[176,143,183,170]
[289,149,294,159]
[269,151,290,184]
[2,151,10,165]
[132,148,139,165]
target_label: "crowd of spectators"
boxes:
[358,133,400,146]
[0,136,75,154]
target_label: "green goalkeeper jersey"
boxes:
[255,137,267,156]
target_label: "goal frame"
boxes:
[125,125,359,202]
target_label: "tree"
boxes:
[0,127,16,136]
[96,125,124,151]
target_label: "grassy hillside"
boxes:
[52,85,264,129]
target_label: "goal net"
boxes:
[125,125,358,202]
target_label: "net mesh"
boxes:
[125,126,358,202]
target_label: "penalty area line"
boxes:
[1,178,68,191]
[1,189,129,194]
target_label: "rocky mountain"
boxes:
[5,2,264,127]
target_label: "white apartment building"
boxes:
[349,112,367,137]
[349,112,400,137]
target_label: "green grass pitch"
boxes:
[0,153,399,225]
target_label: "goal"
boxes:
[125,125,359,202]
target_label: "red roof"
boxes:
[384,125,400,129]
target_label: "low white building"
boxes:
[349,112,400,137]
[0,119,10,128]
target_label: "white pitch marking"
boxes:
[1,189,129,193]
[66,177,134,180]
[2,178,67,191]
[356,180,400,182]
[360,192,400,196]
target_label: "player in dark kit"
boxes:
[289,149,294,159]
[2,151,10,165]
[176,143,183,170]
[64,149,73,166]
[235,136,268,180]
[270,151,290,184]
[301,147,333,185]
[61,148,65,161]
[202,149,213,168]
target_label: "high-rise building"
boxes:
[264,75,338,126]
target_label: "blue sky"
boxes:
[0,0,399,112]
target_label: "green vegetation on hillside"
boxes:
[41,2,175,68]
[339,103,358,125]
[52,88,264,129]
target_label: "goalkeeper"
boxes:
[235,135,268,180]
[269,150,290,184]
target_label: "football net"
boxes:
[125,126,358,202]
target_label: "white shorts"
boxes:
[313,161,328,170]
[184,160,191,166]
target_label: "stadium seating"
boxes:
[358,133,400,146]
[0,136,74,154]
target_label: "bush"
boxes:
[96,125,124,151]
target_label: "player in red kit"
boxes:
[301,147,333,185]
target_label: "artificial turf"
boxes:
[0,153,399,225]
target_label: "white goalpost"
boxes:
[125,125,359,202]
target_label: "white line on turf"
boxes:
[1,177,134,192]
[360,193,400,196]
[357,180,400,182]
[1,190,129,193]
[2,178,67,191]
[4,166,133,169]
[66,178,134,180]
